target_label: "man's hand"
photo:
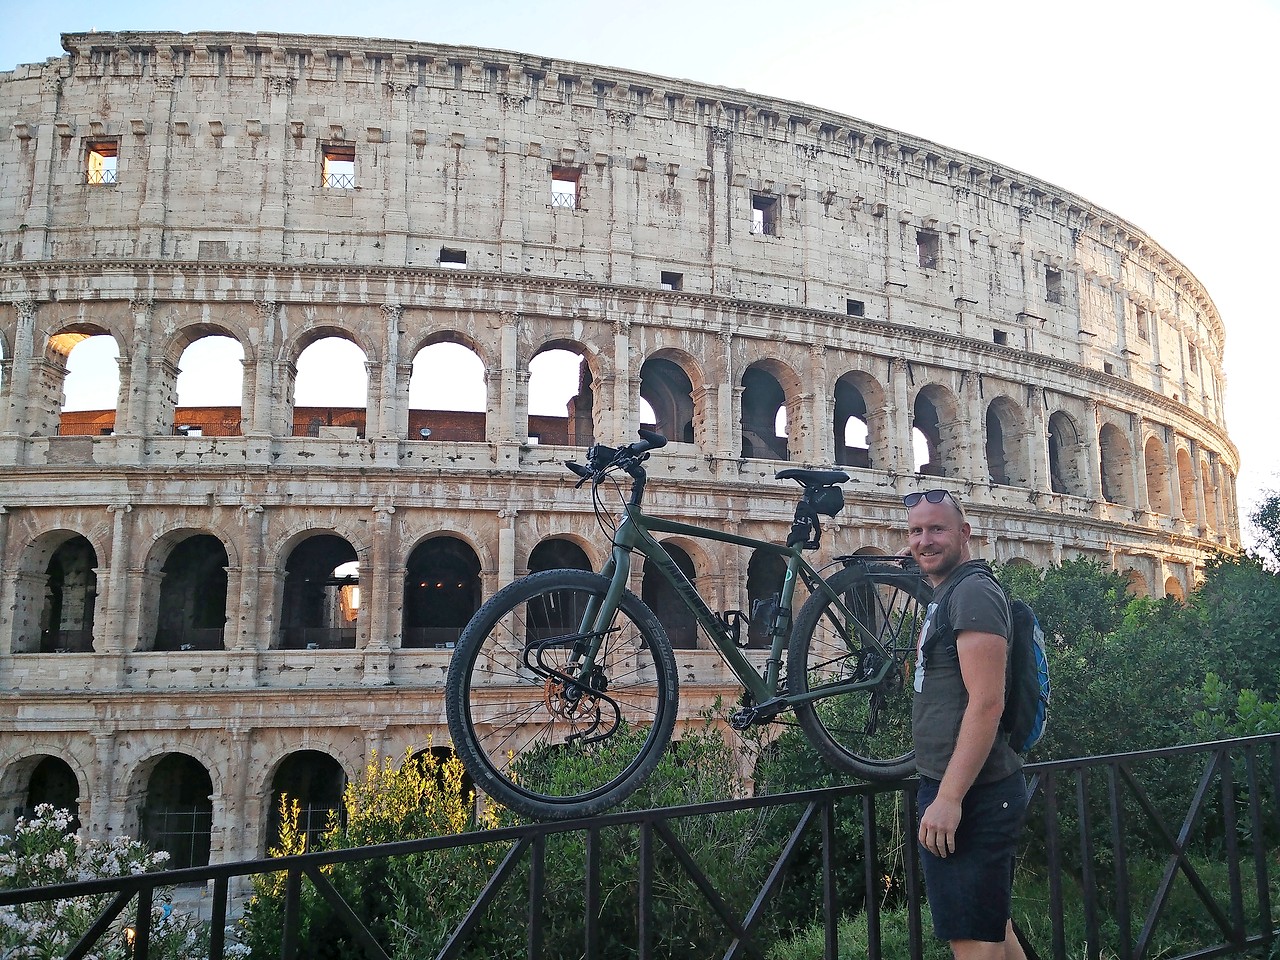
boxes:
[919,792,962,857]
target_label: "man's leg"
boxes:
[949,922,1027,960]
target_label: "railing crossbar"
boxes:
[65,886,135,960]
[436,835,532,960]
[650,817,759,950]
[303,863,392,960]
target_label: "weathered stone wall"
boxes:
[0,31,1238,863]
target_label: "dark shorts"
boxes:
[917,771,1027,943]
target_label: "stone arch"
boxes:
[131,752,216,869]
[985,395,1030,486]
[851,545,889,556]
[1143,435,1172,515]
[741,358,801,461]
[833,370,886,469]
[1121,567,1150,599]
[41,324,123,439]
[0,752,85,833]
[527,339,600,447]
[284,328,372,439]
[402,535,482,648]
[639,350,702,444]
[1047,410,1087,497]
[408,333,488,442]
[141,531,232,652]
[265,749,347,853]
[1176,446,1198,524]
[912,382,960,477]
[1098,422,1134,506]
[641,539,700,650]
[11,530,100,654]
[163,324,249,437]
[527,537,593,574]
[1164,575,1185,601]
[278,532,361,650]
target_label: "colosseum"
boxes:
[0,31,1238,869]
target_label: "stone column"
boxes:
[608,314,632,442]
[1131,415,1149,512]
[0,300,38,446]
[1024,386,1051,493]
[227,503,264,686]
[98,503,133,667]
[884,358,912,476]
[362,504,395,686]
[716,332,737,463]
[245,301,281,447]
[221,727,254,863]
[118,299,155,437]
[87,731,118,838]
[492,313,524,445]
[806,344,833,466]
[497,508,518,588]
[1082,400,1104,501]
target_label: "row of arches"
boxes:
[0,748,440,864]
[29,325,1236,534]
[20,525,845,657]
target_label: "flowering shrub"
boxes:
[0,804,210,959]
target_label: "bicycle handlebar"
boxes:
[565,429,668,486]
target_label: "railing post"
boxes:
[1043,770,1066,959]
[528,833,545,960]
[282,867,301,960]
[861,792,878,960]
[1245,747,1273,955]
[638,819,654,960]
[900,788,925,960]
[584,826,601,960]
[825,796,840,960]
[1219,746,1245,949]
[1075,767,1100,959]
[1107,763,1133,960]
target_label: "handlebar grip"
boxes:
[634,428,668,452]
[565,461,592,478]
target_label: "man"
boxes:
[907,488,1027,960]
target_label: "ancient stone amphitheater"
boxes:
[0,31,1237,866]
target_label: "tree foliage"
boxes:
[1248,489,1280,571]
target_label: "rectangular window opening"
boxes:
[551,166,580,209]
[86,141,118,185]
[916,230,940,269]
[1103,361,1115,375]
[660,271,683,291]
[322,143,356,189]
[440,247,467,268]
[751,193,778,236]
[846,299,865,317]
[1046,267,1064,304]
[1136,308,1150,342]
[1188,346,1198,374]
[993,329,1009,346]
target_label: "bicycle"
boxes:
[444,429,932,820]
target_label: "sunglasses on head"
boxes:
[903,489,955,508]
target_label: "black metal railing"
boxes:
[3,734,1279,960]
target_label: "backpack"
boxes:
[924,562,1051,754]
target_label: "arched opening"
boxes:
[267,751,346,853]
[741,365,788,461]
[140,754,213,869]
[1122,568,1149,599]
[641,542,698,649]
[1176,448,1198,523]
[985,397,1028,486]
[279,534,359,649]
[53,331,120,437]
[408,746,474,810]
[639,357,695,443]
[1164,576,1185,601]
[173,334,245,436]
[528,539,592,574]
[1099,423,1134,506]
[23,756,81,828]
[1143,436,1171,515]
[39,535,98,653]
[293,336,368,438]
[1047,411,1086,497]
[745,548,786,648]
[833,373,872,468]
[402,537,482,648]
[528,347,593,447]
[912,391,944,476]
[408,341,487,441]
[153,534,229,651]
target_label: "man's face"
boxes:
[907,499,971,584]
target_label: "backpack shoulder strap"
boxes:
[922,561,999,654]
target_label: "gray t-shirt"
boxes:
[911,562,1022,783]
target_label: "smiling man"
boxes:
[907,489,1027,960]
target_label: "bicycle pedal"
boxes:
[729,708,756,730]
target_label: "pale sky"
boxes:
[4,0,1277,537]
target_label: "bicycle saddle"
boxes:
[776,468,850,488]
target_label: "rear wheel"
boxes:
[788,562,931,780]
[445,569,678,820]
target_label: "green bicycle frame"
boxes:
[577,501,904,711]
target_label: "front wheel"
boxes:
[788,562,931,780]
[445,569,678,820]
